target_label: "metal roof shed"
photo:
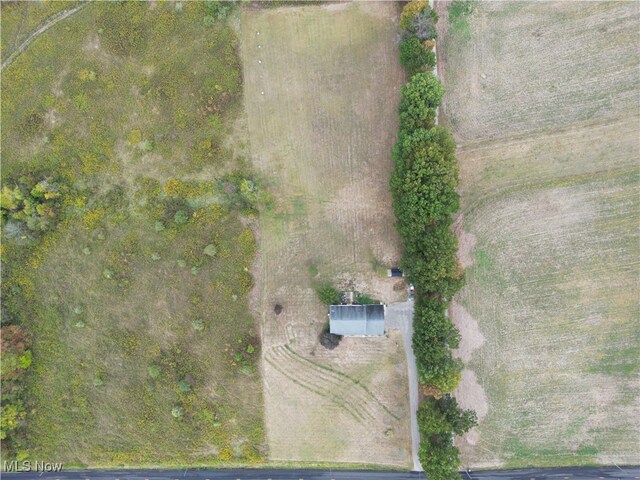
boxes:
[329,304,385,336]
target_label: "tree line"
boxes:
[392,2,477,478]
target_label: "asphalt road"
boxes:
[2,467,639,480]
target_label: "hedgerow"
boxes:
[392,2,476,478]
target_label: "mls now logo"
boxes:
[3,461,63,472]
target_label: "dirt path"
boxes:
[1,1,89,72]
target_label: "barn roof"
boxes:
[329,304,385,336]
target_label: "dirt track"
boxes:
[1,1,89,72]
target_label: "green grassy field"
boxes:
[437,0,640,469]
[1,1,263,465]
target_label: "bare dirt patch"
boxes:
[450,301,484,363]
[453,214,477,269]
[240,2,410,466]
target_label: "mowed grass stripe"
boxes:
[264,349,367,423]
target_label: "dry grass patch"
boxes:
[240,2,411,467]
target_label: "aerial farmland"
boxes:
[0,1,638,479]
[437,0,640,469]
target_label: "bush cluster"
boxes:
[0,325,32,443]
[391,2,476,478]
[1,176,65,237]
[314,282,341,306]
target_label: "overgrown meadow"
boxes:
[1,1,265,465]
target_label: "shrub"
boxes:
[319,323,342,350]
[174,210,189,225]
[319,331,342,350]
[315,282,340,305]
[412,7,438,41]
[148,364,161,378]
[354,292,378,305]
[192,319,204,331]
[178,379,191,393]
[205,0,236,21]
[219,173,265,213]
[171,405,184,419]
[400,0,430,31]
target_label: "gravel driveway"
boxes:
[386,301,421,472]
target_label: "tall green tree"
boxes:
[391,126,460,239]
[399,37,436,75]
[398,73,444,131]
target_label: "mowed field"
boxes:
[240,2,412,467]
[437,0,640,469]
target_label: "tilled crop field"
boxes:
[437,0,640,469]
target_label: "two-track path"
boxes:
[1,1,90,72]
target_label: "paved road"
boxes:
[386,301,420,471]
[2,466,639,480]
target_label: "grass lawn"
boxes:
[1,1,263,466]
[240,2,412,467]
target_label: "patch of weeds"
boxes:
[449,0,476,41]
[354,292,380,305]
[314,282,340,306]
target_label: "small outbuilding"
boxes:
[329,304,385,336]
